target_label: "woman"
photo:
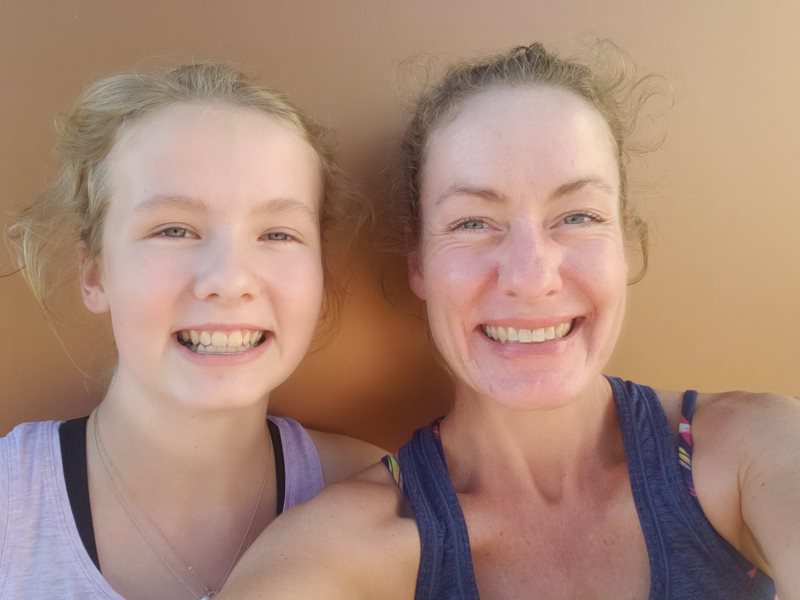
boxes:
[1,63,383,599]
[220,44,799,598]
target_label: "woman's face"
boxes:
[80,102,324,411]
[410,86,628,409]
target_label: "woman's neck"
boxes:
[440,376,624,502]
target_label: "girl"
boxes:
[2,63,383,599]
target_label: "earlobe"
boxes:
[407,251,427,300]
[77,243,109,314]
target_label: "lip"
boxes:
[479,316,578,330]
[173,323,268,333]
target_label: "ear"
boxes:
[77,242,109,314]
[407,250,427,300]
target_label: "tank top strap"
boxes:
[267,416,324,511]
[677,390,699,501]
[607,376,774,597]
[381,454,402,488]
[397,422,480,600]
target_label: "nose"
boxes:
[496,224,563,298]
[193,235,259,304]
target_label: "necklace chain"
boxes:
[92,407,270,600]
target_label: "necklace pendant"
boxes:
[201,594,214,600]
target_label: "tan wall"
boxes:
[2,1,798,449]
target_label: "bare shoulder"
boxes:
[306,428,388,484]
[652,386,799,446]
[221,463,420,600]
[679,389,800,576]
[692,389,800,456]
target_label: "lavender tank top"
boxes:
[0,417,323,598]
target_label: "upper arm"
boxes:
[693,392,800,597]
[738,393,800,597]
[306,429,387,484]
[220,469,418,600]
[221,489,366,599]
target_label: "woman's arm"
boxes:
[221,464,419,600]
[693,391,800,599]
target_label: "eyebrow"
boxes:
[133,194,205,214]
[436,186,507,206]
[250,197,318,220]
[553,176,615,198]
[436,176,615,206]
[134,195,317,219]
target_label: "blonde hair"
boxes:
[7,62,356,324]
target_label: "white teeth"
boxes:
[211,331,226,347]
[178,329,266,354]
[481,320,574,344]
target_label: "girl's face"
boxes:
[80,102,324,411]
[410,86,628,409]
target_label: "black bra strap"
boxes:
[268,419,286,514]
[59,417,100,570]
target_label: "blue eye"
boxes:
[563,212,602,225]
[264,231,295,242]
[450,218,487,231]
[159,226,192,238]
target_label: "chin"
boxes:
[168,382,273,413]
[478,371,591,411]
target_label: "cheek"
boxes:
[102,249,184,314]
[422,245,492,303]
[271,252,324,317]
[565,240,628,305]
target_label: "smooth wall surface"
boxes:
[2,0,798,448]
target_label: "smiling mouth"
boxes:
[480,320,574,344]
[177,329,266,354]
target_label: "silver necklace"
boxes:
[92,407,270,600]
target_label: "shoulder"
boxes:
[305,427,387,485]
[222,462,419,599]
[0,420,61,462]
[0,420,64,502]
[0,421,64,567]
[691,390,799,463]
[681,390,800,572]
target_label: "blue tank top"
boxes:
[390,377,776,599]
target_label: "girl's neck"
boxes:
[94,372,272,499]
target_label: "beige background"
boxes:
[1,0,798,449]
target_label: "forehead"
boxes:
[107,101,323,211]
[421,85,619,197]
